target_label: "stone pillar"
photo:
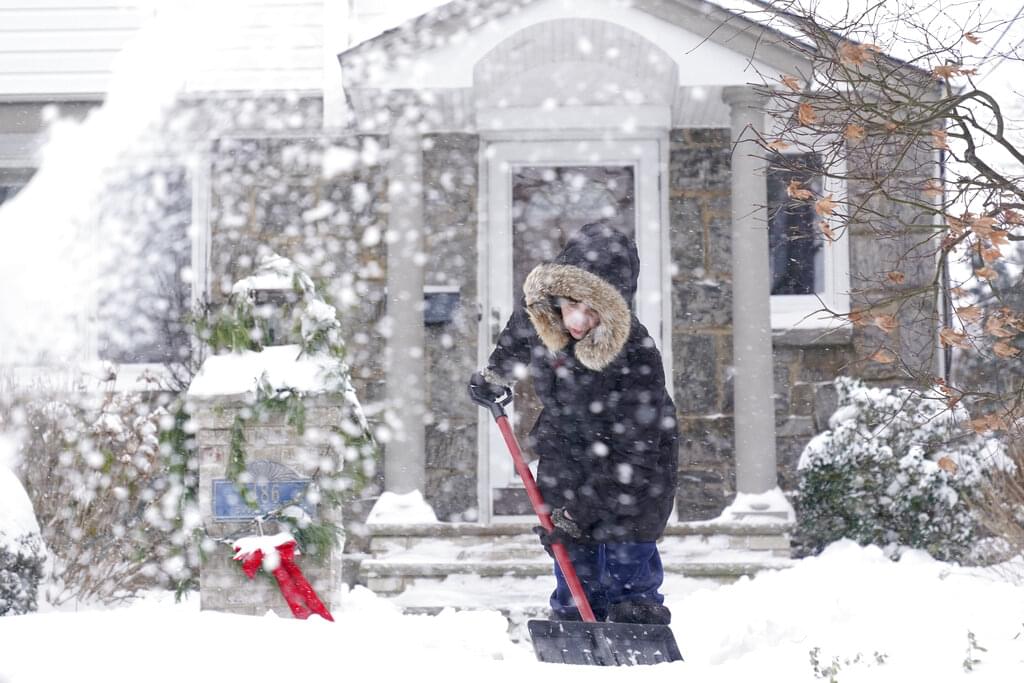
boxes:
[384,123,427,495]
[721,86,786,516]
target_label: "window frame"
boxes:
[769,146,850,331]
[3,156,208,394]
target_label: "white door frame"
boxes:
[476,133,672,523]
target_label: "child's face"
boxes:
[559,298,601,340]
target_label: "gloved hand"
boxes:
[467,370,510,405]
[533,507,584,556]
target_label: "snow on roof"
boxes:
[186,345,344,399]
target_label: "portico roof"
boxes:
[339,0,816,92]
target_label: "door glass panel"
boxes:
[499,165,635,506]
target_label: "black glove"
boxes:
[468,370,510,405]
[533,507,583,556]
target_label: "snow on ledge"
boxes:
[187,345,339,398]
[715,487,796,526]
[367,490,438,525]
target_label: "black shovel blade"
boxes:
[527,619,683,666]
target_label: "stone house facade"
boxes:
[1,0,940,531]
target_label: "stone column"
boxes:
[721,86,785,516]
[384,122,427,495]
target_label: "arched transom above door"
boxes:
[473,18,677,109]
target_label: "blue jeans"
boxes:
[549,542,665,621]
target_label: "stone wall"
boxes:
[207,128,390,420]
[421,133,480,521]
[668,129,859,520]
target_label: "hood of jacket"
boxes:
[523,223,638,371]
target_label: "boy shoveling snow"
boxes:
[470,222,679,625]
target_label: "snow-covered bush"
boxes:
[4,383,196,606]
[795,376,1008,562]
[0,438,45,616]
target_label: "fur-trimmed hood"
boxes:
[523,223,638,371]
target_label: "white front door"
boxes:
[477,137,670,522]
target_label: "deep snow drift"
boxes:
[0,541,1021,682]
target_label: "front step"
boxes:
[352,521,793,620]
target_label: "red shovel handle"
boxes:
[493,414,598,623]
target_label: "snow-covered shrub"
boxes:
[795,376,1008,562]
[0,438,45,616]
[4,382,195,606]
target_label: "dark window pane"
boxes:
[0,168,34,207]
[767,152,823,295]
[96,166,192,365]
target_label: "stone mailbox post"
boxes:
[189,346,350,617]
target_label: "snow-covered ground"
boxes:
[1,541,1021,682]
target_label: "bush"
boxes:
[4,381,197,606]
[0,532,45,617]
[795,376,1008,562]
[0,449,45,616]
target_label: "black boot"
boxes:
[607,601,671,625]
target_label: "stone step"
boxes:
[352,520,795,614]
[363,520,793,539]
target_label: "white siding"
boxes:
[0,2,150,96]
[0,0,327,97]
[184,1,324,93]
[348,0,449,46]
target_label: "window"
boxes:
[768,152,823,295]
[767,151,849,329]
[0,168,33,207]
[94,165,193,367]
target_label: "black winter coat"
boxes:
[482,224,678,543]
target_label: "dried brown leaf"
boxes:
[874,314,899,334]
[819,220,835,241]
[787,179,814,200]
[965,32,982,45]
[798,102,817,126]
[767,139,791,151]
[779,74,802,92]
[988,230,1010,246]
[939,327,970,349]
[956,305,982,323]
[847,310,869,327]
[993,340,1021,358]
[871,348,897,364]
[932,64,978,79]
[985,317,1016,338]
[975,265,998,280]
[981,245,1002,264]
[815,193,838,216]
[839,41,881,66]
[970,215,998,238]
[937,456,958,474]
[970,413,1005,433]
[923,179,944,198]
[886,271,906,285]
[844,123,866,143]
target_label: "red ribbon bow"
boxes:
[233,538,334,622]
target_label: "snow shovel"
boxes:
[469,383,683,666]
